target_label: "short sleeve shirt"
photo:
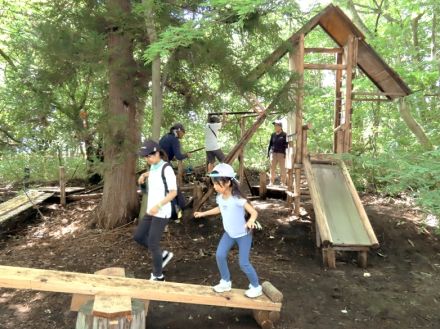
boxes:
[216,194,248,238]
[147,162,177,218]
[205,123,222,151]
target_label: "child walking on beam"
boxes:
[134,140,174,281]
[194,163,262,298]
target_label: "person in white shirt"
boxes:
[205,113,226,173]
[194,163,263,298]
[134,140,175,281]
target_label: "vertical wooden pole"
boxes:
[59,166,66,207]
[259,172,267,200]
[289,34,304,216]
[334,52,343,153]
[238,117,245,188]
[343,35,354,153]
[177,160,183,187]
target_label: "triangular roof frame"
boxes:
[246,4,411,99]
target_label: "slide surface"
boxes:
[307,162,373,246]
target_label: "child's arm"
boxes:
[244,202,258,229]
[194,207,220,218]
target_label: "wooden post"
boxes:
[238,117,245,188]
[192,182,203,210]
[59,166,66,207]
[177,160,183,187]
[343,35,355,153]
[259,172,267,200]
[75,300,146,329]
[252,281,283,329]
[334,51,343,153]
[289,34,304,216]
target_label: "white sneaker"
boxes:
[267,183,274,187]
[162,250,174,269]
[212,279,232,293]
[150,273,165,281]
[245,284,263,298]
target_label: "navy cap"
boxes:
[139,140,160,157]
[171,123,185,132]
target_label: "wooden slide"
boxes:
[303,157,379,268]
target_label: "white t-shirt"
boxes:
[216,194,248,238]
[147,161,177,218]
[205,122,222,151]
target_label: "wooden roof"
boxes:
[247,4,411,99]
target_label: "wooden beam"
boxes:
[304,63,346,70]
[351,98,392,102]
[304,47,343,54]
[0,265,282,312]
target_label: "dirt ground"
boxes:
[0,191,439,329]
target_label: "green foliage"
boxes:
[0,152,88,185]
[349,150,440,217]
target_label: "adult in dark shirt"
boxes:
[267,119,288,187]
[159,123,191,162]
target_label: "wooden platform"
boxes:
[0,190,53,226]
[38,186,85,195]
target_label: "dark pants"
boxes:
[134,215,169,276]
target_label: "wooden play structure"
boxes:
[0,265,283,329]
[0,190,53,227]
[194,5,410,268]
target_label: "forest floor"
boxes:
[0,188,440,329]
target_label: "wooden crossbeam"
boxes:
[0,265,281,312]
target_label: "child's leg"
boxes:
[216,232,235,281]
[147,216,169,277]
[133,214,152,248]
[236,233,259,287]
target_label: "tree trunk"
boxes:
[145,1,162,141]
[398,98,433,150]
[97,0,139,229]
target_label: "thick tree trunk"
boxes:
[145,1,162,141]
[97,0,139,229]
[398,98,433,150]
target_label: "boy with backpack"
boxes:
[134,139,175,281]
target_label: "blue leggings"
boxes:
[216,232,259,287]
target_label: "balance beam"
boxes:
[0,265,282,327]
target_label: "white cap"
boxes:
[208,163,236,178]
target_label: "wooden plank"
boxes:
[38,187,85,194]
[304,47,343,54]
[0,190,53,225]
[0,265,281,312]
[304,63,346,70]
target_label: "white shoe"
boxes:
[245,284,262,298]
[267,183,274,187]
[149,273,165,281]
[212,279,232,293]
[162,250,174,269]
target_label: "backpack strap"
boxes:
[161,162,171,196]
[208,125,217,139]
